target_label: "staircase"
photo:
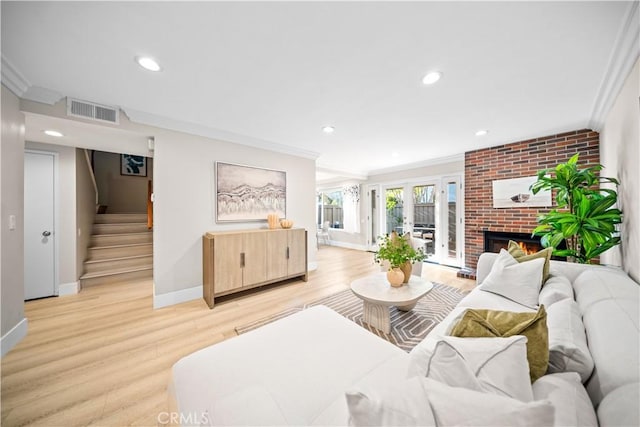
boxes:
[80,214,153,287]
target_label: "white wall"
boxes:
[153,129,317,303]
[600,58,640,281]
[1,84,27,354]
[25,141,78,287]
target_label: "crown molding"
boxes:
[589,1,639,131]
[368,153,464,177]
[316,166,368,181]
[22,86,64,105]
[125,108,320,161]
[1,55,30,97]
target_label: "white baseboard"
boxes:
[153,285,202,309]
[1,318,28,358]
[326,240,368,251]
[59,281,79,296]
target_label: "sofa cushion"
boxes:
[449,305,549,382]
[479,249,545,309]
[532,372,597,427]
[408,336,533,402]
[345,377,554,427]
[581,298,640,405]
[573,268,640,311]
[203,385,287,426]
[171,306,408,426]
[508,240,553,283]
[546,298,594,382]
[538,275,574,308]
[597,382,640,427]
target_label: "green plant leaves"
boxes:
[529,154,622,264]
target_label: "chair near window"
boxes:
[316,221,330,248]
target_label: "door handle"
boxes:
[42,231,51,237]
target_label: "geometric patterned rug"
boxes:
[235,283,468,352]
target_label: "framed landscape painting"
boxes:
[215,162,286,222]
[492,175,551,208]
[121,154,147,177]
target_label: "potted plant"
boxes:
[530,153,623,263]
[374,231,426,286]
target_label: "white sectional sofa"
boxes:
[170,254,639,426]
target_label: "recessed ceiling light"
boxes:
[136,56,161,72]
[422,71,442,85]
[44,130,64,137]
[392,151,399,158]
[475,130,489,136]
[322,126,335,134]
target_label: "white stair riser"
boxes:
[90,233,152,247]
[84,256,153,274]
[88,244,152,260]
[81,268,152,287]
[93,223,150,235]
[94,214,148,224]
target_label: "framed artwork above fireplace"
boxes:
[492,176,551,208]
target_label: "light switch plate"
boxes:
[8,215,16,230]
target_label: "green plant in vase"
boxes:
[530,153,622,263]
[374,231,426,285]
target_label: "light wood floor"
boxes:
[1,247,475,426]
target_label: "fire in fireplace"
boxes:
[483,230,566,260]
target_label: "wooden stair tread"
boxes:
[80,265,152,279]
[92,231,152,237]
[84,254,152,265]
[88,242,152,250]
[94,222,150,227]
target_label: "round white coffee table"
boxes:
[350,273,434,334]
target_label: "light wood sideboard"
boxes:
[202,228,308,308]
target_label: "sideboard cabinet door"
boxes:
[243,232,268,287]
[213,233,243,293]
[287,229,307,276]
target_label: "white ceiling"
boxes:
[1,2,637,183]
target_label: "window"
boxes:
[317,190,344,229]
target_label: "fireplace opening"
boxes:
[483,230,566,261]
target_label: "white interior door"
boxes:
[24,151,56,300]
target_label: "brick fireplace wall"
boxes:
[464,129,600,271]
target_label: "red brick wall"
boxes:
[464,129,599,270]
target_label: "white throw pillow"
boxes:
[546,298,594,382]
[533,372,598,427]
[414,336,534,402]
[346,377,554,427]
[479,249,544,309]
[539,275,574,308]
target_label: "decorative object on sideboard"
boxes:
[215,162,286,222]
[267,213,280,229]
[530,153,622,263]
[492,175,551,208]
[374,231,426,285]
[280,219,293,229]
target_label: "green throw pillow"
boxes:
[449,306,549,382]
[508,240,553,284]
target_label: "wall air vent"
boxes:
[66,98,119,124]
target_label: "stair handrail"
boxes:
[84,149,99,206]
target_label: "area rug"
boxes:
[235,283,468,352]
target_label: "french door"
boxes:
[373,176,462,267]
